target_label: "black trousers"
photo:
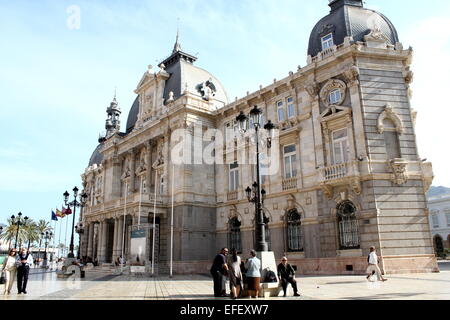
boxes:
[17,265,30,293]
[210,270,223,297]
[281,277,298,295]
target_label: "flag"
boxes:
[56,208,65,218]
[63,207,72,215]
[51,210,58,221]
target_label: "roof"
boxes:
[126,96,140,134]
[88,143,104,167]
[308,0,399,57]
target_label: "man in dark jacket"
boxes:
[277,257,300,297]
[210,248,229,297]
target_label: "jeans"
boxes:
[17,265,30,293]
[210,269,223,297]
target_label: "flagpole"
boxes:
[138,175,143,228]
[121,181,128,274]
[64,211,69,257]
[170,164,174,278]
[152,170,157,276]
[58,210,62,258]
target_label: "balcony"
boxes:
[282,177,298,191]
[319,161,361,199]
[227,190,238,201]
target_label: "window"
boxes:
[287,97,295,118]
[283,145,297,179]
[337,201,360,250]
[229,217,242,253]
[160,177,164,194]
[432,214,440,228]
[332,129,349,165]
[229,162,239,191]
[287,209,303,252]
[277,101,285,122]
[446,212,450,227]
[328,89,342,105]
[383,118,401,159]
[321,33,334,50]
[225,120,238,142]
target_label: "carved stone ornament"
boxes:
[364,28,390,42]
[319,24,335,37]
[121,157,131,179]
[319,79,347,107]
[377,104,404,135]
[304,82,319,98]
[196,78,216,101]
[389,159,408,185]
[343,66,360,87]
[135,152,147,174]
[404,69,414,85]
[321,184,334,200]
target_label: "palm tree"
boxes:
[0,218,27,249]
[23,220,40,251]
[36,219,52,235]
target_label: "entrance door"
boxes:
[434,235,444,257]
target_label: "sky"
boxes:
[1,0,450,241]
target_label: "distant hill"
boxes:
[428,186,450,198]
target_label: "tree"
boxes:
[0,218,28,249]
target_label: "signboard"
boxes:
[130,229,147,265]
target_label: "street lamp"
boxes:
[43,231,53,268]
[75,223,84,260]
[235,106,276,252]
[63,187,88,259]
[11,212,28,249]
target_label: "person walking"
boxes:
[2,249,18,295]
[244,250,261,299]
[227,248,243,299]
[210,248,229,297]
[16,248,33,294]
[277,257,300,297]
[366,246,388,282]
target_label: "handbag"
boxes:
[0,271,5,285]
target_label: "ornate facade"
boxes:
[78,0,438,275]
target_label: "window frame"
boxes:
[228,217,242,253]
[337,201,360,250]
[229,162,239,191]
[328,89,342,105]
[287,96,296,119]
[283,144,297,179]
[432,214,440,229]
[286,209,304,252]
[277,100,285,122]
[321,33,334,50]
[331,128,349,165]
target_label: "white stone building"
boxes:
[427,194,450,256]
[78,0,437,275]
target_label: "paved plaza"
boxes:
[1,262,449,300]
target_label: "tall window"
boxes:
[229,217,242,253]
[287,97,296,119]
[332,128,349,165]
[225,120,238,142]
[321,33,334,50]
[277,101,285,122]
[229,162,239,191]
[287,209,303,252]
[383,118,401,159]
[446,211,450,227]
[328,89,342,105]
[432,214,440,228]
[337,201,360,250]
[283,145,297,179]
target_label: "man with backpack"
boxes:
[277,257,300,297]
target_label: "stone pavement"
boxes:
[1,264,450,300]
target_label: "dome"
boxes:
[126,96,140,134]
[307,0,399,58]
[88,143,104,167]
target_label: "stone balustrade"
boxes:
[227,190,238,201]
[282,177,297,191]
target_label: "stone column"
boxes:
[87,222,94,258]
[306,81,325,167]
[145,141,153,195]
[129,150,136,193]
[96,221,103,261]
[112,218,119,259]
[117,217,124,258]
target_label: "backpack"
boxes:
[264,270,277,283]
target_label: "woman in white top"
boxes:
[2,248,18,295]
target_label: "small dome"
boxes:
[126,96,140,134]
[88,144,104,167]
[308,0,399,58]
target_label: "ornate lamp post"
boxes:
[75,223,84,260]
[236,106,276,252]
[11,212,28,249]
[63,187,88,259]
[43,231,53,268]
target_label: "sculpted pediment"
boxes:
[320,105,352,122]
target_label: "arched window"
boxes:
[228,217,242,253]
[383,118,401,159]
[434,235,444,257]
[287,209,303,252]
[337,201,360,250]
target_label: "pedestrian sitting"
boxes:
[277,257,300,297]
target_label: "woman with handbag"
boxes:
[2,248,18,295]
